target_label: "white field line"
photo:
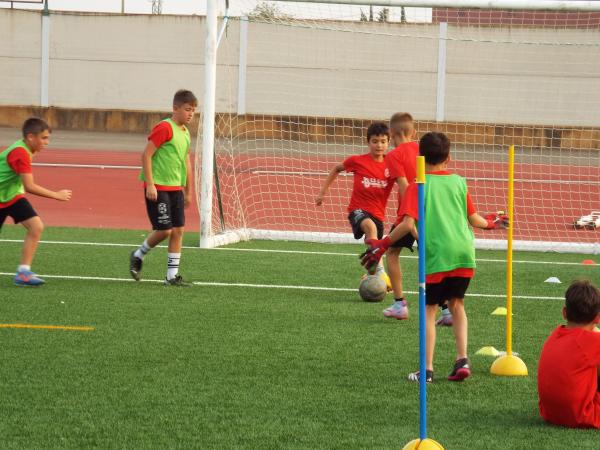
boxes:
[0,272,563,300]
[0,238,590,266]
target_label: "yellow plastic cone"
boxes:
[403,438,444,450]
[491,307,507,315]
[476,346,500,356]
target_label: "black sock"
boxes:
[441,303,449,311]
[394,297,404,303]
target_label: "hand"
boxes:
[484,211,509,229]
[184,191,191,208]
[145,184,158,201]
[55,189,72,201]
[315,194,324,206]
[359,237,392,272]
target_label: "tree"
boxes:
[377,7,389,23]
[248,2,292,21]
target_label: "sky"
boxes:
[0,1,432,22]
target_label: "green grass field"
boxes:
[1,225,599,449]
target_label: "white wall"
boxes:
[1,9,599,126]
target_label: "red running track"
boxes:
[11,149,600,244]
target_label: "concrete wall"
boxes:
[1,9,599,130]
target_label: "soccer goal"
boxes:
[199,0,600,253]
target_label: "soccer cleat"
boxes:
[408,370,434,383]
[129,251,143,281]
[13,269,45,287]
[383,300,409,320]
[436,312,454,327]
[448,358,471,381]
[164,275,191,287]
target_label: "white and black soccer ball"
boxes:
[359,275,387,302]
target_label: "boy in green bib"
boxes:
[361,132,508,383]
[129,90,197,286]
[0,118,72,286]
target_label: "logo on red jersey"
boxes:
[361,177,388,189]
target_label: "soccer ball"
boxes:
[359,275,387,302]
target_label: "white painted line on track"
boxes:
[0,271,563,300]
[0,238,591,266]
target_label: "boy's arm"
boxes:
[469,212,509,229]
[316,163,344,206]
[20,173,71,201]
[184,154,192,208]
[360,215,415,271]
[142,141,158,201]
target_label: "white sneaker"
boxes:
[383,300,409,320]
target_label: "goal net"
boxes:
[199,0,600,253]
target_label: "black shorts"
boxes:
[145,190,185,230]
[348,209,383,240]
[389,224,415,252]
[0,198,37,230]
[426,277,471,306]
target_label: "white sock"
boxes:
[167,252,181,280]
[17,264,31,272]
[134,239,152,260]
[376,264,385,274]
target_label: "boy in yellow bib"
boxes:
[130,90,197,286]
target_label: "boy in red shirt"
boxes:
[538,280,600,429]
[361,132,505,382]
[382,113,453,325]
[316,122,395,281]
[0,118,72,286]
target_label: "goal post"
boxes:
[199,0,600,253]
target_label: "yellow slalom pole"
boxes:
[506,144,514,356]
[491,145,528,377]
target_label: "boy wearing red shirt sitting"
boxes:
[538,280,600,429]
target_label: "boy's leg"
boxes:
[166,226,184,281]
[130,190,174,281]
[360,218,388,278]
[14,215,46,286]
[382,247,408,320]
[163,191,189,286]
[407,304,437,383]
[447,284,471,381]
[20,215,44,267]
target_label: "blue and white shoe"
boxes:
[14,269,45,286]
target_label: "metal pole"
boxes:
[416,155,427,440]
[40,0,50,107]
[200,0,218,248]
[435,22,447,122]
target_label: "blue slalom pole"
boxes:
[416,156,427,440]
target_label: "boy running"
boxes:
[0,118,72,286]
[129,89,197,286]
[361,132,507,382]
[316,122,395,282]
[538,280,600,429]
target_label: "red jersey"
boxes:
[386,141,420,217]
[538,326,600,429]
[386,141,419,183]
[397,171,477,283]
[0,146,32,208]
[343,153,395,222]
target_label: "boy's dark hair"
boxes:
[173,89,198,107]
[366,122,389,141]
[419,132,450,165]
[22,117,51,139]
[389,112,414,137]
[565,280,600,324]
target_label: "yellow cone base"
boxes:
[403,438,444,450]
[490,354,528,376]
